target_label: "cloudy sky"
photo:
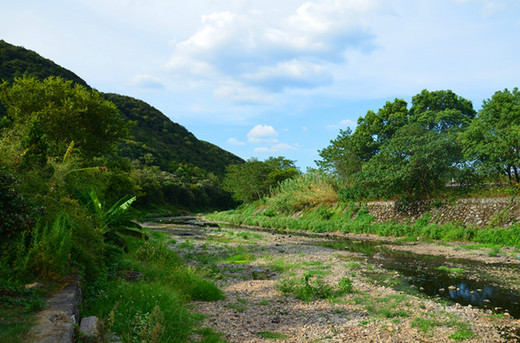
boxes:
[2,0,519,169]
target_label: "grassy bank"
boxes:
[207,172,520,248]
[81,230,226,343]
[208,201,520,249]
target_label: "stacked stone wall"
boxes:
[365,197,520,227]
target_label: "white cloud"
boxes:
[227,137,245,146]
[131,74,164,89]
[247,124,279,144]
[165,0,379,97]
[213,83,274,104]
[244,60,333,91]
[254,143,296,153]
[326,119,357,130]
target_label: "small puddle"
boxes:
[375,251,520,318]
[327,237,520,318]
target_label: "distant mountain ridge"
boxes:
[0,40,243,175]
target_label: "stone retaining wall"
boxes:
[365,197,520,227]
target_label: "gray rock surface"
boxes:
[80,316,100,342]
[25,277,81,343]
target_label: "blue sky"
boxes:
[2,0,519,170]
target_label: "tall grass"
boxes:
[83,232,224,342]
[13,214,72,280]
[267,171,337,213]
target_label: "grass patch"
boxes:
[411,313,474,341]
[266,258,298,273]
[224,253,256,264]
[195,328,227,343]
[82,232,224,342]
[352,294,411,319]
[258,331,288,340]
[277,273,353,302]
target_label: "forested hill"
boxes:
[0,40,88,88]
[0,39,243,176]
[104,93,243,175]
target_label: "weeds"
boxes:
[277,273,353,302]
[435,266,464,277]
[411,313,474,341]
[83,232,224,342]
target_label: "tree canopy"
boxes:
[0,76,129,159]
[460,88,520,183]
[317,89,480,200]
[223,157,299,203]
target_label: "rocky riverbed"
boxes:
[143,220,520,342]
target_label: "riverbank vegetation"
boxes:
[211,87,520,248]
[0,75,231,342]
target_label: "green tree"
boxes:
[409,89,476,132]
[358,123,456,199]
[354,98,409,153]
[0,76,129,159]
[316,128,363,180]
[460,88,520,183]
[223,157,299,203]
[356,90,476,199]
[317,99,409,181]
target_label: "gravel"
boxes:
[148,222,520,342]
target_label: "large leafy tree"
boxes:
[354,98,409,155]
[317,89,476,200]
[460,88,520,183]
[0,76,129,159]
[317,99,409,181]
[358,123,457,199]
[223,157,299,203]
[409,89,476,132]
[360,90,476,199]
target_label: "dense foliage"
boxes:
[223,157,299,203]
[103,93,243,176]
[316,89,519,201]
[0,40,243,211]
[0,41,233,342]
[1,76,129,159]
[460,88,520,183]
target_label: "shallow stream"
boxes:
[147,217,520,319]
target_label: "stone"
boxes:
[25,278,81,343]
[80,316,100,343]
[105,333,122,342]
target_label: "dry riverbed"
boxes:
[144,221,520,342]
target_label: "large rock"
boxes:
[80,316,100,343]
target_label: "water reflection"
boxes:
[375,251,520,317]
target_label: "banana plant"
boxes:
[74,189,147,251]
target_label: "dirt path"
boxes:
[144,221,520,342]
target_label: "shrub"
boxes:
[13,214,72,280]
[0,167,35,240]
